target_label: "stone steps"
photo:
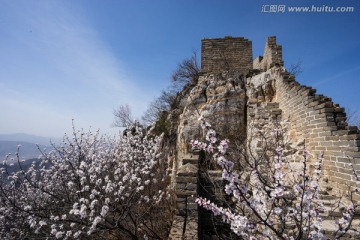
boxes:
[318,191,337,201]
[322,219,360,239]
[169,154,200,239]
[314,192,360,237]
[183,158,198,165]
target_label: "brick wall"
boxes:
[275,70,360,194]
[201,36,253,74]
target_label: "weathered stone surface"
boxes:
[178,163,198,175]
[175,71,247,160]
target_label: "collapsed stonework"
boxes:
[168,36,360,239]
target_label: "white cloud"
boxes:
[0,93,71,137]
[0,1,150,137]
[312,65,360,87]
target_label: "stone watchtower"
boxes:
[201,36,253,74]
[170,37,255,239]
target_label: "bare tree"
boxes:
[142,90,176,126]
[172,51,200,90]
[141,51,201,127]
[288,59,303,76]
[347,108,360,128]
[140,52,201,127]
[112,104,133,127]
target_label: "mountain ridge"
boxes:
[0,140,51,162]
[0,133,61,146]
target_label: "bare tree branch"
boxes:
[288,60,303,77]
[112,104,133,127]
[172,51,200,90]
[142,90,176,125]
[347,108,360,128]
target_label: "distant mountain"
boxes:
[0,141,51,162]
[0,133,61,146]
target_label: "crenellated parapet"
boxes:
[253,36,284,71]
[275,69,360,196]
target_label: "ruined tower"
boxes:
[201,36,253,74]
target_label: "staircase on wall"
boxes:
[169,154,199,239]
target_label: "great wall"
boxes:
[165,36,360,239]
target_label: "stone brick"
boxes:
[344,151,360,158]
[318,131,332,137]
[332,130,350,136]
[325,146,341,151]
[176,190,196,197]
[325,135,340,141]
[320,141,334,147]
[339,134,360,140]
[176,183,186,190]
[334,172,353,181]
[185,183,197,191]
[319,108,334,113]
[177,177,197,183]
[316,122,336,128]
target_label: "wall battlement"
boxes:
[253,36,284,71]
[276,70,360,193]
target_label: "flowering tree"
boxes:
[192,117,360,239]
[0,123,172,239]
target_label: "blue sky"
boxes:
[0,0,359,138]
